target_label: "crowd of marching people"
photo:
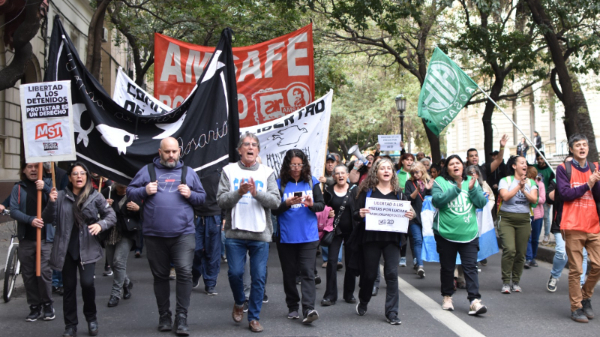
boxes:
[4,131,600,335]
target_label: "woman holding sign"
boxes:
[352,158,414,325]
[431,155,488,316]
[273,149,325,325]
[42,162,116,337]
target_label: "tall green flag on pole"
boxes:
[418,47,478,136]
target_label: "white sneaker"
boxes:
[442,296,454,311]
[547,276,558,292]
[542,235,550,245]
[469,299,487,315]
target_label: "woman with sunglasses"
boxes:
[43,162,116,337]
[321,164,357,306]
[273,150,325,324]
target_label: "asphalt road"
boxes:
[1,244,599,337]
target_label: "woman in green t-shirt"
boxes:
[431,155,488,316]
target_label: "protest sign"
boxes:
[240,90,332,179]
[20,80,76,163]
[113,68,170,116]
[154,24,314,128]
[365,197,410,233]
[378,134,403,151]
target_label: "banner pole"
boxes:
[475,85,555,175]
[51,161,56,188]
[98,176,104,192]
[36,162,43,277]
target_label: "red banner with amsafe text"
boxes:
[154,24,314,127]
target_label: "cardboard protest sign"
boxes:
[20,80,77,163]
[365,197,410,233]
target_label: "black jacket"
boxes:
[42,188,116,269]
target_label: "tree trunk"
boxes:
[483,75,505,164]
[423,123,441,163]
[526,0,580,145]
[0,0,44,90]
[572,74,598,161]
[86,0,113,79]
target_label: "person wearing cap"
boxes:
[319,155,338,187]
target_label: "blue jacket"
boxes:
[273,176,324,244]
[127,157,206,238]
[10,178,55,242]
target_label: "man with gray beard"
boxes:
[128,137,206,336]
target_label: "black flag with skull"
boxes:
[44,16,239,184]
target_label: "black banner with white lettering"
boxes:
[44,16,239,184]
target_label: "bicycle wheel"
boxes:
[3,244,19,303]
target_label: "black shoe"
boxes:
[174,313,190,336]
[530,259,539,267]
[372,287,378,296]
[315,275,321,285]
[107,295,119,307]
[262,294,269,303]
[103,266,113,276]
[572,308,589,323]
[302,309,319,324]
[523,260,531,269]
[88,321,98,336]
[26,305,42,322]
[344,297,357,304]
[480,258,488,266]
[387,313,401,325]
[337,262,343,270]
[356,302,367,316]
[135,251,141,258]
[582,298,594,319]
[52,286,60,293]
[57,287,64,296]
[158,313,173,332]
[205,286,218,296]
[320,298,335,306]
[43,303,56,320]
[123,282,133,300]
[62,326,77,337]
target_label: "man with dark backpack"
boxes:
[127,137,206,335]
[556,134,600,323]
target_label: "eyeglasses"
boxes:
[242,142,258,148]
[290,164,304,168]
[71,171,87,177]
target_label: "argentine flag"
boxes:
[421,196,499,263]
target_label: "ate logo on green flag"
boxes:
[418,48,478,136]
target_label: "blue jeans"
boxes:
[52,270,63,288]
[542,204,551,237]
[225,239,269,321]
[526,218,544,260]
[192,216,222,288]
[321,245,342,263]
[551,232,587,285]
[221,231,226,258]
[409,223,423,266]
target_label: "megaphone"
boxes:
[348,145,369,166]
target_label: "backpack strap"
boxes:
[181,165,187,185]
[147,163,156,182]
[565,161,572,182]
[18,185,20,204]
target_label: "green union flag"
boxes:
[418,48,478,136]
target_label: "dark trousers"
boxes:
[145,234,195,316]
[358,241,400,317]
[192,215,222,288]
[62,253,96,329]
[435,235,481,302]
[18,239,53,307]
[323,235,355,302]
[277,240,318,316]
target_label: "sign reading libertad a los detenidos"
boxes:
[20,80,77,163]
